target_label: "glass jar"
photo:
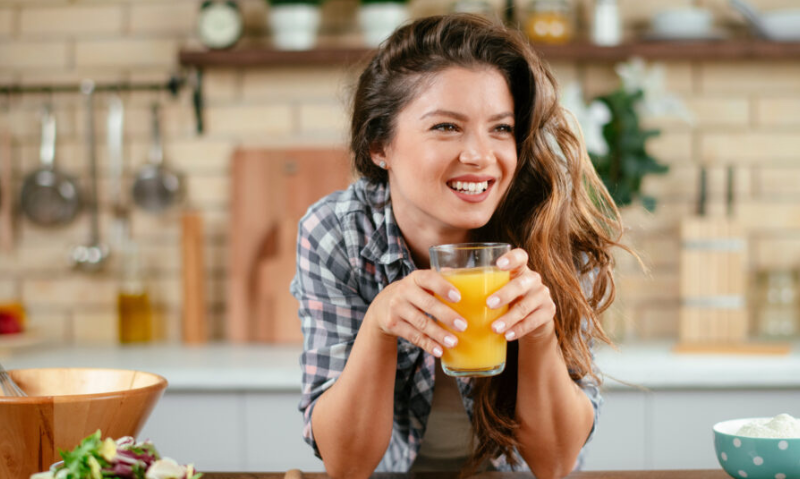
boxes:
[755,269,799,339]
[118,240,153,344]
[526,0,573,45]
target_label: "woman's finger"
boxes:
[500,298,556,341]
[486,270,541,310]
[390,316,447,357]
[409,271,469,332]
[496,248,529,271]
[491,284,554,335]
[395,302,459,350]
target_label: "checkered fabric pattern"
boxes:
[290,178,602,473]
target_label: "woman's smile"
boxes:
[446,175,496,202]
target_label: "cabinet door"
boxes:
[651,389,800,469]
[583,389,649,470]
[139,391,246,471]
[244,392,325,471]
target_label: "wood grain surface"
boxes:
[200,470,729,479]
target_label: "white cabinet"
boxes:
[585,389,650,470]
[243,392,324,471]
[140,391,324,472]
[140,387,799,472]
[583,388,800,471]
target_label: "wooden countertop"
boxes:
[202,470,729,478]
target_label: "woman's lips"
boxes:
[447,179,494,203]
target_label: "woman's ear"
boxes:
[369,142,389,170]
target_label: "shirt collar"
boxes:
[359,180,414,269]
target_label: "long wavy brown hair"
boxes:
[350,14,627,475]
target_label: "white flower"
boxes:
[145,458,188,479]
[560,81,611,156]
[29,473,54,479]
[615,57,694,124]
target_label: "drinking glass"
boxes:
[429,242,511,377]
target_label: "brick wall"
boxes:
[0,0,798,344]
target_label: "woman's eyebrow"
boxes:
[419,109,514,121]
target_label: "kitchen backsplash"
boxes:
[0,0,798,344]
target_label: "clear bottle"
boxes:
[526,0,573,45]
[118,240,153,344]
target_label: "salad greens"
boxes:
[30,430,202,479]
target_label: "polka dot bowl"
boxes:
[713,418,800,479]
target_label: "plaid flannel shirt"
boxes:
[290,177,602,473]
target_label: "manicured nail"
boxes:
[448,289,461,303]
[497,257,509,268]
[444,335,457,348]
[487,296,500,309]
[433,346,443,357]
[505,330,516,340]
[454,318,468,331]
[492,321,506,333]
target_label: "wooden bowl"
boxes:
[0,368,167,478]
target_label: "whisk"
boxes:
[0,360,26,397]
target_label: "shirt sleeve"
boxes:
[290,203,369,459]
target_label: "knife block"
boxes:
[678,217,748,347]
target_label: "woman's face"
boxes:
[374,66,518,241]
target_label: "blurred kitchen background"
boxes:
[1,0,799,347]
[1,0,800,473]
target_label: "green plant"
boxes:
[589,86,669,212]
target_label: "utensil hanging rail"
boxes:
[0,71,205,134]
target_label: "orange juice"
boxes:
[438,266,509,376]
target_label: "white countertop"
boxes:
[3,340,799,391]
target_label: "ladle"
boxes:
[70,80,109,273]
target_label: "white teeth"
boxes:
[447,180,489,195]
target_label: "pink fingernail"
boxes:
[497,257,509,268]
[433,346,443,357]
[505,330,516,340]
[492,321,506,333]
[454,318,468,331]
[487,296,500,309]
[444,336,457,348]
[448,289,461,302]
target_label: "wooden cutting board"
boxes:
[227,148,352,343]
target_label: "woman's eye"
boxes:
[432,123,459,132]
[495,124,514,134]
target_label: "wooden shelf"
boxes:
[179,46,375,67]
[179,40,800,67]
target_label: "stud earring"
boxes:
[379,161,386,169]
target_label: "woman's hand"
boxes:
[488,248,557,343]
[365,270,468,357]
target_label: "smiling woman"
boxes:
[290,13,631,479]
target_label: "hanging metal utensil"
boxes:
[131,102,184,213]
[71,80,109,273]
[19,105,82,227]
[0,128,13,252]
[107,93,129,250]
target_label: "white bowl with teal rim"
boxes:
[713,418,800,479]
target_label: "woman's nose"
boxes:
[458,134,494,167]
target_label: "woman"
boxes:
[291,14,626,479]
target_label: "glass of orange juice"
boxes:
[429,242,511,377]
